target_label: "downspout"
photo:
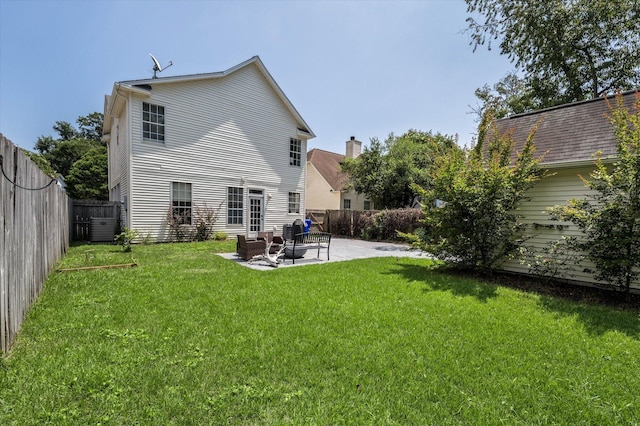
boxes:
[126,90,133,230]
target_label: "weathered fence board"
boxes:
[305,209,326,232]
[0,134,69,353]
[71,200,120,241]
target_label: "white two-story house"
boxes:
[102,56,314,241]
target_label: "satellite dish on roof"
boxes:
[149,53,173,78]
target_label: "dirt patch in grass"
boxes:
[445,268,640,310]
[492,273,640,310]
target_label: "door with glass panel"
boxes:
[248,189,264,237]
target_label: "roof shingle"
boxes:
[495,91,638,166]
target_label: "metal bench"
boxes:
[289,232,331,264]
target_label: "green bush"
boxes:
[406,110,548,272]
[114,227,139,252]
[355,209,423,241]
[213,231,228,241]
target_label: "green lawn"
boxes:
[1,241,639,424]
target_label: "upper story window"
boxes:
[343,199,351,210]
[227,187,244,225]
[171,182,192,225]
[288,192,301,214]
[143,102,165,142]
[290,138,302,166]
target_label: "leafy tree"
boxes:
[470,71,538,120]
[45,138,101,177]
[64,146,108,200]
[405,112,548,272]
[341,130,459,209]
[33,112,106,199]
[76,112,104,141]
[52,121,78,141]
[549,92,640,294]
[466,0,640,112]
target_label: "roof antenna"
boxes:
[149,54,173,78]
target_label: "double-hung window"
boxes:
[343,199,351,210]
[171,182,192,225]
[289,138,302,166]
[288,192,301,214]
[143,102,165,142]
[227,187,244,225]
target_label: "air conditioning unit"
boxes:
[90,217,116,242]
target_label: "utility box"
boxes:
[90,217,116,242]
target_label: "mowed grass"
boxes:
[1,241,639,424]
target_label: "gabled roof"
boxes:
[104,56,314,138]
[495,90,638,167]
[307,148,347,191]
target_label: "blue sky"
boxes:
[0,0,513,155]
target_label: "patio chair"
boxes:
[236,235,265,261]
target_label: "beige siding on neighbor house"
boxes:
[125,64,306,241]
[341,190,372,211]
[502,165,640,291]
[306,162,340,210]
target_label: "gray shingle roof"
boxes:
[495,91,638,166]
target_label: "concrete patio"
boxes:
[218,237,429,271]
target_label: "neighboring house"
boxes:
[102,56,315,241]
[306,137,374,211]
[495,90,639,289]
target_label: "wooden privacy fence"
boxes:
[323,209,378,237]
[0,134,69,353]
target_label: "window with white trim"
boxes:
[171,182,192,225]
[227,187,244,225]
[143,102,165,142]
[364,200,371,211]
[343,199,351,210]
[288,192,301,214]
[289,138,302,166]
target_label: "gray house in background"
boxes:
[495,90,639,290]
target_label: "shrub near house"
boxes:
[405,110,547,273]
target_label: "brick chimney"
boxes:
[345,136,362,159]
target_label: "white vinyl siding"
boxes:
[501,165,640,291]
[123,62,307,241]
